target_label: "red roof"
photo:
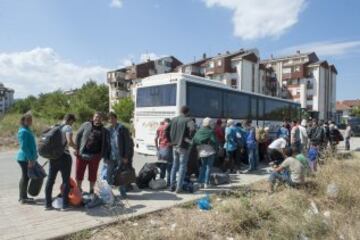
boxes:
[336,100,360,110]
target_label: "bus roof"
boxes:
[138,73,300,105]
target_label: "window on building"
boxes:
[217,60,222,67]
[231,79,237,89]
[209,61,214,68]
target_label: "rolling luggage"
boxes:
[27,161,48,197]
[28,177,44,197]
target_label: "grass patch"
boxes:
[66,155,360,240]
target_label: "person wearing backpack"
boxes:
[329,122,342,153]
[308,119,325,147]
[155,118,172,186]
[75,112,108,194]
[223,119,238,173]
[244,120,258,173]
[192,117,218,189]
[16,112,37,204]
[103,112,134,198]
[166,106,196,193]
[45,114,77,210]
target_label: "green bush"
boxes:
[112,97,134,123]
[9,80,109,123]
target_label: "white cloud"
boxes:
[203,0,307,40]
[280,40,360,57]
[109,0,123,8]
[0,48,109,98]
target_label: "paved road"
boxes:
[0,150,270,240]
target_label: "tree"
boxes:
[112,97,134,123]
[351,106,360,117]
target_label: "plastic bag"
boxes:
[95,180,114,205]
[149,179,167,190]
[52,197,63,209]
[197,195,212,210]
[28,161,47,179]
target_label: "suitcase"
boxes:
[28,177,44,197]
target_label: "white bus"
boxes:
[134,73,300,155]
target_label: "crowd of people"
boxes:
[15,106,351,210]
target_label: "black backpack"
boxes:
[136,163,159,189]
[38,125,65,160]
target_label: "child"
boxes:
[307,144,318,172]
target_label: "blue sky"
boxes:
[0,0,359,100]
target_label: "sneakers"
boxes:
[19,197,34,204]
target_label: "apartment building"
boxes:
[262,52,337,120]
[177,49,266,94]
[107,56,182,108]
[0,83,15,116]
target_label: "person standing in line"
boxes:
[344,123,352,151]
[16,112,37,204]
[192,117,218,189]
[166,106,196,193]
[223,119,238,173]
[277,120,290,143]
[298,119,309,153]
[45,114,77,210]
[308,119,325,148]
[155,118,172,186]
[290,120,301,152]
[244,120,257,173]
[214,119,225,167]
[76,112,107,194]
[103,112,133,198]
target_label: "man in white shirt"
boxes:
[268,137,287,165]
[298,119,308,152]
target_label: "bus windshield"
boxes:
[136,84,177,107]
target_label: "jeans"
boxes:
[248,147,257,171]
[45,153,72,208]
[17,161,30,201]
[268,171,293,186]
[170,148,189,191]
[198,155,215,184]
[292,141,301,154]
[345,138,350,151]
[157,147,173,185]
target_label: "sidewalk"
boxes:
[0,169,269,240]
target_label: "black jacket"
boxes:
[104,123,133,163]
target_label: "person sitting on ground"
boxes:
[154,118,172,186]
[16,112,37,204]
[307,144,319,172]
[268,148,305,193]
[45,113,77,210]
[267,137,287,166]
[192,117,218,189]
[292,146,310,176]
